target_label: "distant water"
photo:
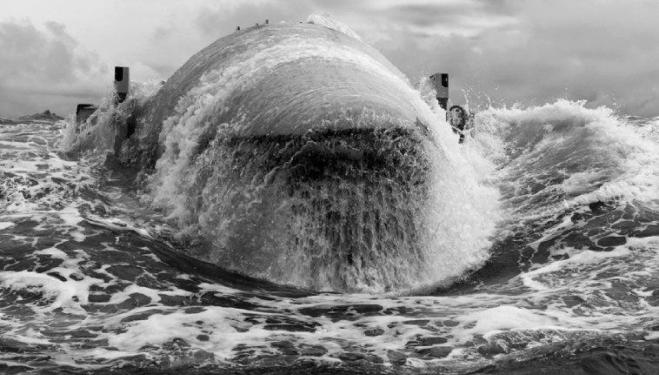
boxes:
[1,19,659,375]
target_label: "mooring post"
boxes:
[114,66,129,105]
[429,73,449,110]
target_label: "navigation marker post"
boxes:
[114,66,130,105]
[429,73,449,110]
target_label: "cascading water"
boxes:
[66,21,500,292]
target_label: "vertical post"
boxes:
[429,73,449,110]
[114,66,130,105]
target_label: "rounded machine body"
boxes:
[109,23,488,292]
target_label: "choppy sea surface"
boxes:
[1,99,658,374]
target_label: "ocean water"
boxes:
[1,20,659,375]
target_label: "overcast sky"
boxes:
[2,0,659,117]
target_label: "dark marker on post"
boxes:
[75,104,97,126]
[430,73,449,110]
[114,66,129,105]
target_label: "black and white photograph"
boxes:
[0,1,658,374]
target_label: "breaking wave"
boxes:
[63,20,500,293]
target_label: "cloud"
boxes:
[3,0,659,117]
[181,0,659,116]
[0,20,108,117]
[370,0,517,38]
[373,0,659,116]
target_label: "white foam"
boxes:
[458,305,559,339]
[520,246,632,291]
[474,100,659,216]
[59,205,84,227]
[33,247,69,259]
[198,282,240,295]
[108,307,257,358]
[0,270,101,313]
[0,222,14,230]
[105,283,191,305]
